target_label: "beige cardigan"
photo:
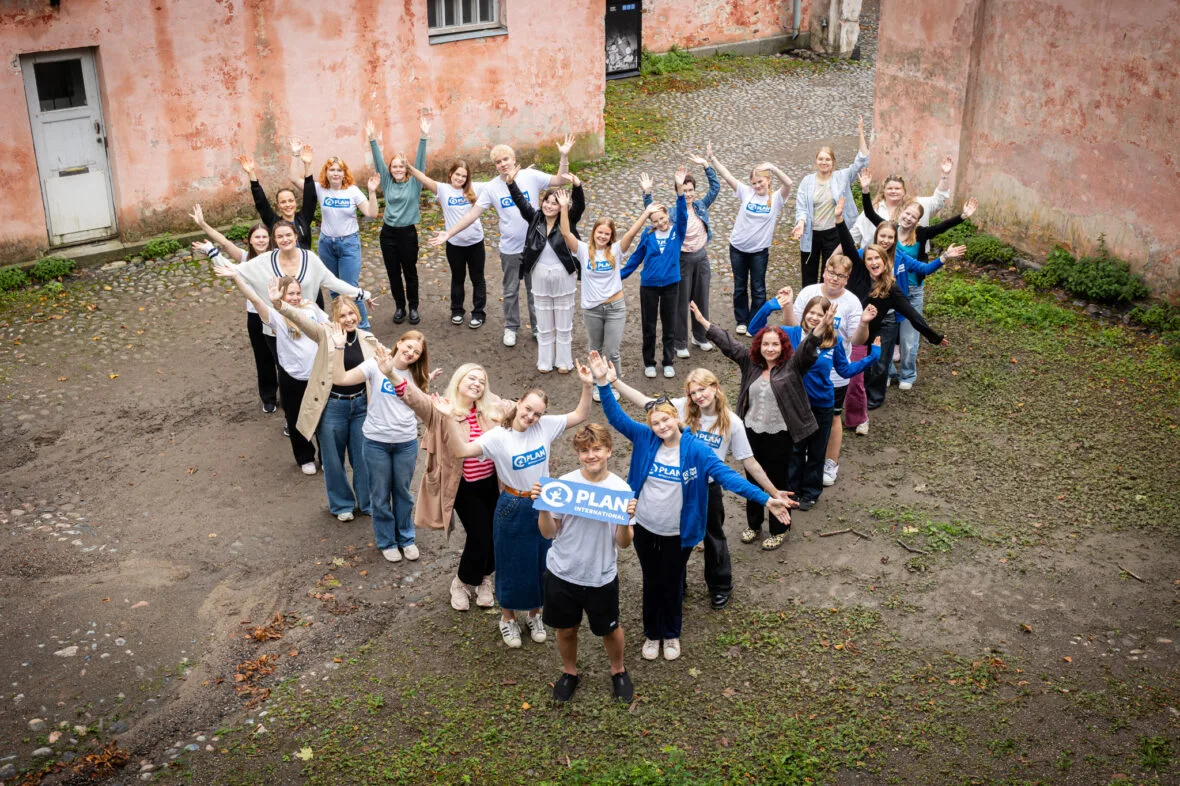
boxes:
[278,301,379,440]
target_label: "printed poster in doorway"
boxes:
[606,2,641,77]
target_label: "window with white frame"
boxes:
[428,0,501,35]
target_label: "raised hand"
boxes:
[605,360,619,384]
[193,239,216,257]
[419,109,433,136]
[961,197,978,219]
[238,155,256,177]
[818,301,838,333]
[639,172,653,193]
[674,165,688,189]
[941,155,954,175]
[575,358,594,385]
[300,144,314,165]
[289,137,303,156]
[705,141,714,160]
[189,204,206,227]
[431,393,457,418]
[365,119,377,141]
[861,304,878,323]
[687,152,708,166]
[211,260,236,278]
[330,324,347,350]
[557,132,575,157]
[505,164,520,184]
[645,202,664,218]
[560,172,581,188]
[857,115,865,136]
[587,351,609,383]
[428,367,444,383]
[556,190,571,209]
[368,173,381,193]
[266,277,282,301]
[859,169,872,190]
[776,286,794,309]
[376,347,396,377]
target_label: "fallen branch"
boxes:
[819,528,851,537]
[896,539,929,555]
[1117,564,1146,583]
[851,528,872,540]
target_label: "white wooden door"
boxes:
[21,49,117,246]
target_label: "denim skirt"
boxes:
[492,491,551,611]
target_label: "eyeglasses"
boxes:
[824,269,849,282]
[644,395,671,411]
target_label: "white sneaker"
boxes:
[300,462,317,475]
[475,576,495,608]
[663,638,681,661]
[898,381,914,391]
[503,329,517,347]
[644,366,657,378]
[735,324,748,335]
[822,459,839,487]
[526,614,547,643]
[641,638,660,660]
[692,340,714,351]
[499,618,522,649]
[336,511,355,522]
[450,576,471,611]
[663,365,675,378]
[676,347,690,358]
[592,386,601,403]
[402,544,420,561]
[382,547,402,563]
[855,420,869,436]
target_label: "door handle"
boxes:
[60,165,90,177]
[94,120,101,135]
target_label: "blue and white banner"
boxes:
[533,476,635,526]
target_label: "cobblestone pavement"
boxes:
[0,9,885,777]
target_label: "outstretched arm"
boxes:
[747,286,792,334]
[330,325,371,386]
[619,204,654,255]
[407,163,438,195]
[288,138,312,188]
[190,205,246,262]
[433,395,486,458]
[709,151,742,192]
[214,264,273,322]
[588,352,646,443]
[430,201,485,246]
[740,456,782,498]
[563,361,595,429]
[358,174,381,218]
[507,172,538,223]
[557,192,579,253]
[243,156,279,227]
[547,133,574,185]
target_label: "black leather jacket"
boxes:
[508,179,585,280]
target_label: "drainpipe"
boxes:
[792,0,802,37]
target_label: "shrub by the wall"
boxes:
[28,256,77,283]
[1025,240,1148,304]
[930,219,978,249]
[143,235,182,260]
[0,266,28,292]
[964,234,1016,266]
[224,223,253,242]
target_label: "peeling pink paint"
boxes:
[0,1,605,259]
[644,0,810,52]
[875,0,1180,297]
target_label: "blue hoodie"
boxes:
[620,194,688,287]
[747,306,881,408]
[598,382,769,548]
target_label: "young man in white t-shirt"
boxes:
[430,138,573,348]
[786,254,869,487]
[530,423,636,704]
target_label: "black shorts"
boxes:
[833,385,848,415]
[542,572,620,637]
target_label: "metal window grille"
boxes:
[427,0,499,33]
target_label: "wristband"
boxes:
[207,247,220,258]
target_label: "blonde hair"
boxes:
[445,363,495,422]
[330,297,361,324]
[802,296,837,349]
[816,146,837,167]
[572,423,613,453]
[317,157,356,188]
[590,218,618,268]
[489,144,515,163]
[683,368,731,438]
[501,388,548,429]
[865,245,897,299]
[825,253,853,275]
[385,152,409,183]
[645,401,679,427]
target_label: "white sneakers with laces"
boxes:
[503,329,517,347]
[402,544,420,561]
[663,638,681,661]
[644,366,657,378]
[382,547,402,563]
[526,614,547,643]
[300,462,317,475]
[450,576,471,611]
[822,459,839,487]
[499,618,522,648]
[641,638,660,660]
[475,576,495,608]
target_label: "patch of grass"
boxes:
[143,234,182,260]
[28,256,77,283]
[1138,734,1172,770]
[930,218,978,249]
[0,265,28,292]
[964,233,1016,266]
[925,275,1078,332]
[640,47,695,76]
[223,223,254,242]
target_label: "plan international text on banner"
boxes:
[533,476,635,526]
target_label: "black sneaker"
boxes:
[552,673,579,703]
[393,307,407,324]
[408,308,420,325]
[710,591,731,610]
[796,498,817,512]
[451,314,464,325]
[262,402,277,414]
[282,422,290,438]
[469,317,484,329]
[611,671,634,702]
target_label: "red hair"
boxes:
[748,326,793,369]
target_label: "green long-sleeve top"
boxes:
[370,137,427,227]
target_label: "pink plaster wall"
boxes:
[874,0,1180,297]
[0,0,604,261]
[643,0,809,52]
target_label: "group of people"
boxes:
[193,113,979,703]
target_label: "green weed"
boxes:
[143,234,182,260]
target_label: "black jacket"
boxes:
[251,174,318,250]
[508,179,585,280]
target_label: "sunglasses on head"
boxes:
[644,395,671,411]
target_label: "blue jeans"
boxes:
[317,394,370,516]
[898,286,924,384]
[318,233,369,329]
[363,437,418,550]
[729,245,768,327]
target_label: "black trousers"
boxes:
[745,428,792,535]
[633,524,693,641]
[246,311,279,409]
[703,481,732,593]
[380,224,420,309]
[453,474,498,586]
[799,227,842,287]
[640,283,678,368]
[446,241,487,319]
[277,367,316,465]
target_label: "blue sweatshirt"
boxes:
[598,382,769,548]
[747,308,881,408]
[620,194,688,287]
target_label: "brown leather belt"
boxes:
[502,485,531,498]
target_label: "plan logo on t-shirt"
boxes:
[653,231,675,254]
[379,378,399,396]
[323,196,353,209]
[446,196,470,206]
[512,446,547,470]
[647,462,681,482]
[744,201,771,215]
[589,259,613,273]
[694,430,724,450]
[499,191,529,209]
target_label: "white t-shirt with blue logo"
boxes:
[635,443,685,537]
[436,183,485,247]
[474,168,554,255]
[577,241,623,309]
[671,398,753,464]
[728,183,785,253]
[792,285,864,389]
[547,470,631,587]
[315,183,368,238]
[358,360,420,444]
[478,414,567,492]
[266,304,328,382]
